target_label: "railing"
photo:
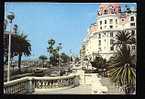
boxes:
[4,77,31,94]
[4,74,80,94]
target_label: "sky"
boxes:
[5,3,136,60]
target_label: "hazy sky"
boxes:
[5,3,136,60]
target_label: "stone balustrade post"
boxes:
[74,76,80,87]
[27,78,34,94]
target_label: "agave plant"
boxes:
[108,45,136,94]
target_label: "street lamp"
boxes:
[4,19,8,30]
[6,12,15,82]
[58,43,62,76]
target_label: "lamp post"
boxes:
[4,19,8,30]
[58,43,62,76]
[6,12,15,82]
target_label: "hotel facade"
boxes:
[80,3,136,65]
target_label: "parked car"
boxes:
[33,69,44,77]
[49,71,60,77]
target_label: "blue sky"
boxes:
[5,3,136,60]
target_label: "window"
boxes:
[105,20,107,24]
[99,40,101,46]
[110,32,113,37]
[99,47,101,51]
[110,46,114,51]
[131,16,134,21]
[118,6,121,13]
[111,9,114,14]
[110,39,114,44]
[132,46,135,50]
[100,26,102,30]
[131,30,135,36]
[130,23,135,26]
[104,26,107,29]
[100,21,102,25]
[110,25,113,29]
[104,10,108,14]
[116,19,118,24]
[104,39,106,42]
[110,19,113,24]
[99,34,101,38]
[104,32,106,35]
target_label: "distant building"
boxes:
[80,3,136,63]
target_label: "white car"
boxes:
[49,71,60,77]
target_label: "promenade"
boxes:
[33,73,125,94]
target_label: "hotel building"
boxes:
[80,3,136,65]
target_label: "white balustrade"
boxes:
[4,74,80,94]
[4,77,29,94]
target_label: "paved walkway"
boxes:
[100,77,125,94]
[33,84,92,94]
[33,73,125,94]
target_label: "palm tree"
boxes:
[108,46,136,94]
[47,38,57,66]
[47,38,55,54]
[108,30,136,94]
[113,30,136,48]
[47,38,62,66]
[39,55,48,67]
[12,33,31,72]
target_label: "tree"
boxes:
[108,46,136,94]
[61,52,71,65]
[47,38,62,66]
[108,30,136,94]
[47,38,55,54]
[90,55,107,74]
[113,30,136,48]
[12,33,31,72]
[74,57,80,63]
[4,32,31,72]
[39,55,48,67]
[49,54,59,66]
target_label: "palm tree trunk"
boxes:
[43,60,44,68]
[18,54,22,73]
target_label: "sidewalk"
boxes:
[33,73,125,94]
[99,77,125,94]
[33,84,92,94]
